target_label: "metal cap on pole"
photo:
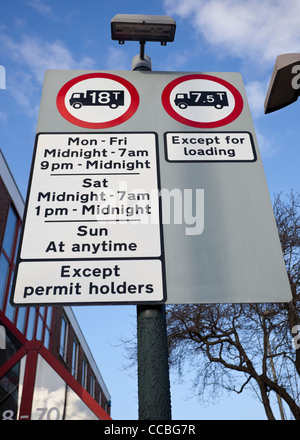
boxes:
[132,54,152,71]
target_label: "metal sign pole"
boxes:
[137,304,171,420]
[133,56,171,420]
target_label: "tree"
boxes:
[166,191,300,420]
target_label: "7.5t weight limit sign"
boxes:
[162,74,244,128]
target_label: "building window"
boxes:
[16,305,27,334]
[25,307,37,340]
[36,307,45,340]
[59,316,68,361]
[82,358,87,389]
[90,374,95,398]
[0,253,9,311]
[0,205,21,319]
[43,308,52,349]
[35,307,52,348]
[71,339,79,379]
[0,203,53,346]
[2,205,19,258]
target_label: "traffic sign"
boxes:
[19,132,162,260]
[161,74,243,128]
[56,72,139,129]
[165,131,256,162]
[12,131,166,305]
[11,70,291,306]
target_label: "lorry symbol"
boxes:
[69,90,125,109]
[174,91,229,109]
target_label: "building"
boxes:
[0,150,111,420]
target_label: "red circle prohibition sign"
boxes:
[161,74,244,129]
[56,73,140,129]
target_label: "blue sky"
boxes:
[1,0,299,420]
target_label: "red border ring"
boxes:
[56,73,140,129]
[161,74,243,129]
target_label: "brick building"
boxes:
[0,150,111,420]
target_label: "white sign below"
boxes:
[12,132,166,305]
[12,259,164,305]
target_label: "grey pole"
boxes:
[137,305,172,420]
[133,52,172,420]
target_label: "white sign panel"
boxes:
[11,70,291,306]
[20,133,161,259]
[12,132,166,305]
[12,260,164,305]
[165,132,256,162]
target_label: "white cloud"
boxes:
[105,47,131,71]
[0,109,8,123]
[0,32,95,115]
[2,33,95,83]
[161,51,190,71]
[255,128,276,158]
[25,0,55,18]
[164,0,300,65]
[245,80,268,119]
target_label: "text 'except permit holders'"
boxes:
[11,259,165,306]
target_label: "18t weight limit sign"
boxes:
[56,72,139,129]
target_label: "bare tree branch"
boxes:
[167,191,300,419]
